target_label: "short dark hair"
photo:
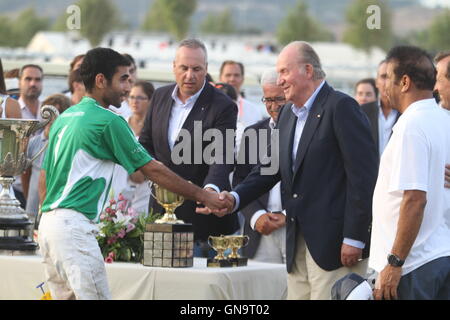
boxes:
[355,78,378,98]
[68,68,83,94]
[220,60,245,77]
[122,53,136,67]
[19,64,43,79]
[214,82,237,101]
[435,51,450,80]
[386,46,436,91]
[80,47,131,92]
[133,80,155,100]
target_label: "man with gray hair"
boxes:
[232,68,286,264]
[200,41,379,299]
[139,39,239,258]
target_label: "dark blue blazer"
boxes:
[233,82,378,272]
[139,82,239,241]
[232,118,272,258]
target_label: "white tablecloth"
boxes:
[0,255,287,300]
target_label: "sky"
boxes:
[421,0,450,7]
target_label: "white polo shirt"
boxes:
[369,99,450,275]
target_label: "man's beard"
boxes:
[104,92,122,108]
[25,89,41,100]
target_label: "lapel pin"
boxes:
[317,114,321,118]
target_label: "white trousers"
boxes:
[287,233,368,300]
[252,226,286,264]
[38,208,111,300]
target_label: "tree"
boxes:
[141,0,197,40]
[342,0,393,52]
[53,0,120,46]
[426,9,450,52]
[0,17,14,47]
[141,0,169,33]
[199,8,235,35]
[8,8,49,47]
[276,0,333,46]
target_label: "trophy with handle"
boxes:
[143,182,194,268]
[224,235,249,266]
[150,182,185,224]
[0,105,59,255]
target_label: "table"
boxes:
[0,255,287,300]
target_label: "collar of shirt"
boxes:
[171,80,206,108]
[18,97,42,119]
[290,80,325,118]
[269,117,277,130]
[402,98,437,116]
[82,96,100,106]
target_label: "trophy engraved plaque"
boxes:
[142,183,194,267]
[0,106,59,255]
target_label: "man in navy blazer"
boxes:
[139,39,239,257]
[200,41,379,299]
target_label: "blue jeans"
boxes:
[398,256,450,300]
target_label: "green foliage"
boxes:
[141,0,197,40]
[97,196,161,263]
[141,0,169,32]
[276,0,333,46]
[342,0,393,52]
[52,0,120,46]
[0,7,49,48]
[0,17,14,47]
[200,8,235,35]
[394,9,450,54]
[426,9,450,52]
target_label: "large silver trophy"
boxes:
[0,105,59,255]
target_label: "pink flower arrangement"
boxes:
[97,193,159,263]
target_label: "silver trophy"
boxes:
[0,105,59,255]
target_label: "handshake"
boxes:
[195,189,236,217]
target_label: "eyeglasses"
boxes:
[261,96,286,105]
[129,95,148,102]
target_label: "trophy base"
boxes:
[0,217,37,254]
[154,213,184,224]
[143,223,194,268]
[207,257,248,268]
[0,237,38,252]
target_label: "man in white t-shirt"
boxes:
[370,46,450,300]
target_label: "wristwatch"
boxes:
[387,253,405,267]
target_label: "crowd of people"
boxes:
[1,37,449,301]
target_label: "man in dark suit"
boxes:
[361,60,401,157]
[233,68,286,263]
[139,39,239,257]
[200,41,379,299]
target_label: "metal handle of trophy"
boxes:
[29,105,60,135]
[148,181,157,201]
[25,141,49,170]
[207,235,214,248]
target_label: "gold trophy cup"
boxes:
[207,235,231,261]
[225,235,249,259]
[151,183,185,224]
